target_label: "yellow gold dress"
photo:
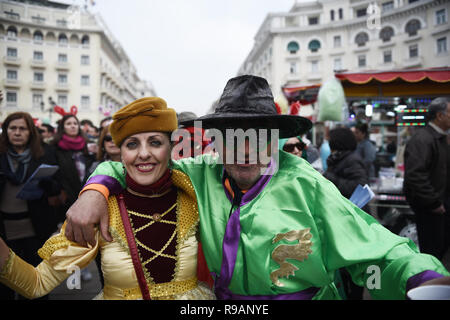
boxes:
[0,170,215,300]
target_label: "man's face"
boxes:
[217,121,274,190]
[437,103,450,131]
[8,118,30,151]
[353,128,364,142]
[40,126,51,139]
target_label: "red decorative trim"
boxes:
[117,194,151,300]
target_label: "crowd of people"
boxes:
[0,75,448,301]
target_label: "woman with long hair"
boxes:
[0,112,60,300]
[52,114,95,223]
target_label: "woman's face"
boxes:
[103,131,120,158]
[64,117,79,137]
[121,132,171,185]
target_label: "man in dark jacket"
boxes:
[324,127,369,199]
[403,97,450,260]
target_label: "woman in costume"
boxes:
[0,97,215,300]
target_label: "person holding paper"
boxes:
[0,112,60,300]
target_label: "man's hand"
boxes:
[65,190,112,247]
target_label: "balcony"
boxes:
[3,79,21,88]
[307,73,322,81]
[55,82,70,91]
[30,59,46,68]
[55,62,70,70]
[402,56,423,68]
[30,81,45,90]
[3,56,21,66]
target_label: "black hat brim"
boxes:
[179,113,312,139]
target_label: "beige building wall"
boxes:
[0,0,156,126]
[238,0,450,102]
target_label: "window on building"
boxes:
[33,31,43,42]
[33,51,43,61]
[32,93,43,108]
[436,9,447,25]
[356,8,367,18]
[7,47,17,58]
[408,0,419,3]
[81,35,90,45]
[81,55,90,65]
[34,72,44,82]
[58,74,67,83]
[4,10,20,20]
[333,35,342,48]
[289,62,297,74]
[287,41,300,54]
[309,16,319,25]
[58,34,68,44]
[382,1,394,12]
[409,44,418,58]
[58,53,68,63]
[330,10,335,21]
[311,60,319,73]
[339,8,343,19]
[379,26,394,42]
[405,19,421,36]
[81,75,90,85]
[56,19,67,27]
[358,55,366,67]
[383,50,392,63]
[31,15,46,24]
[58,95,68,108]
[437,37,447,54]
[7,26,17,38]
[6,92,17,105]
[333,58,342,71]
[355,32,369,47]
[81,96,90,108]
[308,40,321,52]
[7,70,17,80]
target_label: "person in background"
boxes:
[324,127,369,199]
[80,119,95,136]
[51,114,96,282]
[0,112,60,300]
[38,124,55,144]
[403,97,450,261]
[323,126,369,300]
[99,116,113,129]
[320,126,331,172]
[280,136,306,159]
[64,76,450,300]
[353,121,377,178]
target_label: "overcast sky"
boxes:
[82,0,296,116]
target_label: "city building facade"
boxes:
[238,0,450,105]
[0,0,156,126]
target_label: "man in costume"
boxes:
[65,76,449,299]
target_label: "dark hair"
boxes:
[0,112,44,159]
[354,121,369,137]
[99,116,112,128]
[96,125,113,161]
[427,97,449,121]
[80,119,94,127]
[329,127,357,151]
[41,123,55,134]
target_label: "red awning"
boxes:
[335,68,450,84]
[282,84,321,104]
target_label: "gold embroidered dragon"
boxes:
[270,228,313,287]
